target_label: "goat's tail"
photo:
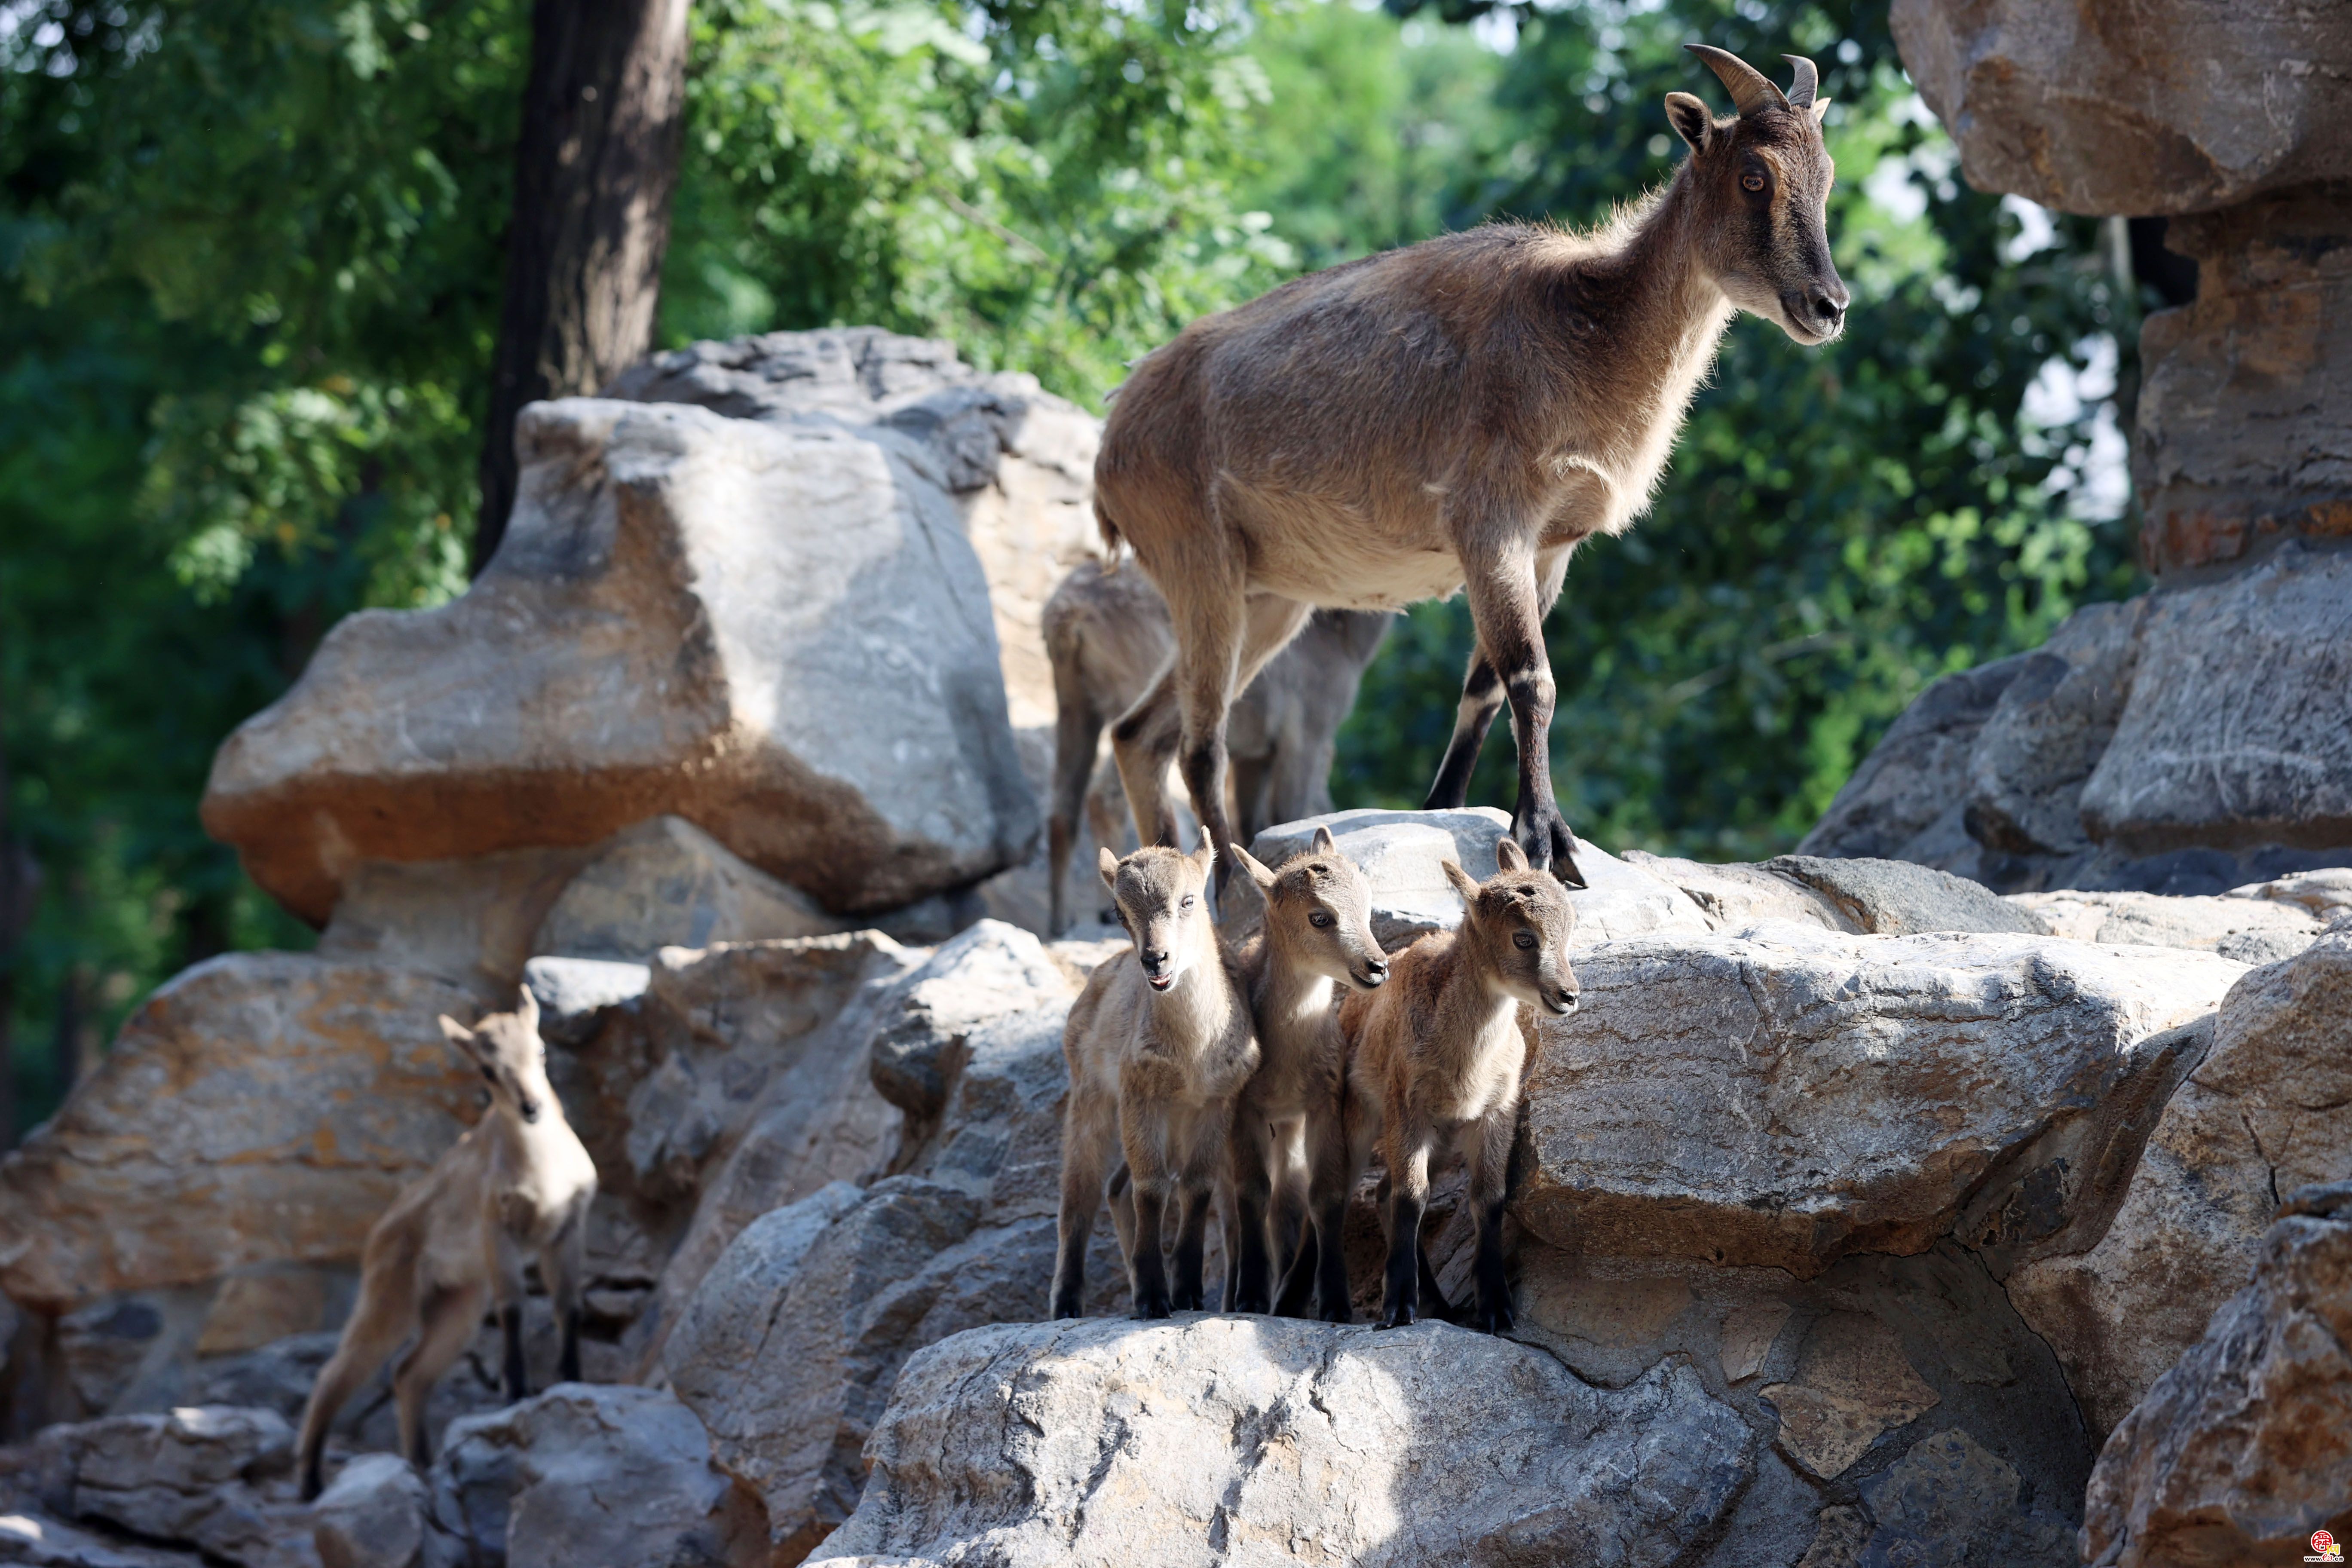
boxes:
[1093,498,1123,573]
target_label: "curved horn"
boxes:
[1686,43,1788,117]
[1783,54,1819,110]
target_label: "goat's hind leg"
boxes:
[1423,654,1504,812]
[542,1206,589,1385]
[392,1282,488,1469]
[296,1271,414,1500]
[1466,1110,1517,1334]
[1052,1086,1116,1320]
[1457,529,1585,887]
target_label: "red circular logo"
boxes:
[2316,1531,2337,1552]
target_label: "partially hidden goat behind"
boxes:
[1044,557,1391,933]
[297,985,597,1498]
[1053,840,1258,1319]
[1290,838,1579,1332]
[1094,47,1846,889]
[1220,826,1390,1313]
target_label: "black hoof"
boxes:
[1473,1301,1516,1335]
[1133,1292,1173,1320]
[1051,1300,1084,1321]
[1375,1305,1415,1331]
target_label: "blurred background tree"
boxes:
[0,0,2147,1137]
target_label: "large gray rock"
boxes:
[1764,855,2044,937]
[1964,600,2147,860]
[2081,1182,2352,1568]
[1620,852,1859,934]
[202,394,1037,924]
[2008,931,2352,1437]
[28,1406,297,1566]
[1890,0,2352,216]
[1795,655,2028,869]
[1516,925,2243,1277]
[0,1510,207,1566]
[2082,545,2352,858]
[426,1384,759,1568]
[530,815,851,959]
[2010,888,2322,967]
[807,1316,1754,1568]
[309,1454,426,1568]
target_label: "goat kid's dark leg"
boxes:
[1226,1112,1277,1314]
[1470,1111,1516,1333]
[1423,655,1504,811]
[1378,1140,1433,1330]
[1171,1185,1214,1312]
[1127,1180,1175,1319]
[500,1303,527,1402]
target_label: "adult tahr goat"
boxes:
[1093,46,1846,888]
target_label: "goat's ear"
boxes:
[1234,845,1279,891]
[1191,842,1219,882]
[1099,847,1121,893]
[1495,836,1530,873]
[1810,97,1832,125]
[437,1014,482,1057]
[1665,91,1713,153]
[1312,825,1338,856]
[514,982,539,1033]
[1442,858,1482,903]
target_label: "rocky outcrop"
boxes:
[203,393,1037,925]
[25,1406,298,1567]
[807,1316,1754,1568]
[2012,887,2322,966]
[2081,1182,2352,1567]
[1515,925,2242,1275]
[309,1453,429,1568]
[2008,931,2352,1437]
[1889,0,2352,217]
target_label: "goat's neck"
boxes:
[1555,172,1735,422]
[1436,940,1522,1063]
[1148,929,1238,1054]
[1255,931,1338,1056]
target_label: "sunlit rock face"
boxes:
[204,390,1038,925]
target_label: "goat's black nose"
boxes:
[1813,292,1845,328]
[1366,958,1389,977]
[1141,948,1169,971]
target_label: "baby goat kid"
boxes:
[1222,827,1389,1314]
[1053,842,1258,1319]
[1324,839,1579,1332]
[297,986,597,1499]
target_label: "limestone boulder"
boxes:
[309,1454,426,1568]
[1246,808,1711,948]
[1964,600,2147,860]
[2010,888,2321,966]
[0,956,484,1314]
[309,847,591,988]
[806,1316,1754,1568]
[0,1509,206,1566]
[1795,655,2027,869]
[1889,0,2352,216]
[28,1407,298,1567]
[2234,867,2352,922]
[1514,925,2244,1277]
[202,394,1036,924]
[1763,855,2044,936]
[529,816,850,959]
[1620,851,1858,933]
[2007,931,2352,1437]
[2083,546,2352,858]
[425,1384,761,1568]
[2081,1182,2352,1568]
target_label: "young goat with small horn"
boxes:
[1094,46,1845,892]
[296,985,597,1498]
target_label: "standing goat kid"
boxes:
[1094,47,1845,888]
[297,986,597,1498]
[1222,827,1389,1314]
[1312,839,1579,1332]
[1053,842,1258,1319]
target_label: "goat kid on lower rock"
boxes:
[297,985,597,1498]
[1221,826,1388,1314]
[1301,839,1579,1332]
[1053,841,1258,1319]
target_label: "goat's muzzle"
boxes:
[1353,957,1390,989]
[1543,986,1580,1017]
[519,1097,544,1124]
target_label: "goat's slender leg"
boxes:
[297,1256,416,1500]
[542,1205,588,1385]
[1378,1123,1436,1330]
[1052,1085,1116,1320]
[490,1230,529,1402]
[392,1282,487,1469]
[1226,1100,1278,1314]
[1168,1102,1228,1311]
[1048,659,1106,936]
[1110,656,1186,850]
[1119,1082,1178,1320]
[1424,655,1504,811]
[1467,1109,1516,1334]
[1084,761,1130,925]
[1458,532,1586,886]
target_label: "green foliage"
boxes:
[1321,0,2146,858]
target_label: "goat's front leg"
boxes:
[1458,535,1586,887]
[1169,1100,1231,1311]
[1225,1100,1279,1314]
[1119,1091,1178,1320]
[1052,1086,1117,1320]
[1378,1124,1435,1329]
[1424,654,1504,811]
[1467,1109,1516,1334]
[542,1205,589,1384]
[491,1229,530,1401]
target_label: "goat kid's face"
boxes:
[1100,842,1218,993]
[1667,47,1848,346]
[1235,826,1390,992]
[439,986,557,1125]
[1442,839,1581,1016]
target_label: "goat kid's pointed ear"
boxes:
[1192,843,1219,881]
[438,1014,482,1057]
[1311,825,1338,855]
[1810,97,1832,125]
[1099,847,1121,893]
[1495,836,1530,873]
[514,983,539,1032]
[1234,845,1279,891]
[1442,858,1482,903]
[1665,91,1713,152]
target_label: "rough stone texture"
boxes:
[606,326,1101,731]
[2082,1182,2352,1568]
[1889,0,2352,217]
[2083,546,2352,857]
[202,395,1036,923]
[1516,925,2243,1277]
[2008,931,2352,1438]
[425,1384,760,1568]
[519,956,649,1050]
[807,1316,1754,1568]
[1795,656,2027,867]
[2234,867,2352,921]
[1764,855,2045,937]
[1620,853,1859,934]
[1964,600,2146,859]
[1246,808,1711,949]
[2133,189,2352,574]
[0,956,483,1313]
[2009,888,2321,966]
[0,1510,207,1567]
[1761,1312,1941,1479]
[531,815,851,959]
[28,1407,297,1566]
[1858,1428,2078,1566]
[309,1454,425,1568]
[310,847,590,987]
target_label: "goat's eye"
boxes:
[1309,911,1333,929]
[1512,931,1537,950]
[1181,895,1196,910]
[1742,171,1766,193]
[480,1064,498,1084]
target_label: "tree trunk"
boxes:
[475,0,692,572]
